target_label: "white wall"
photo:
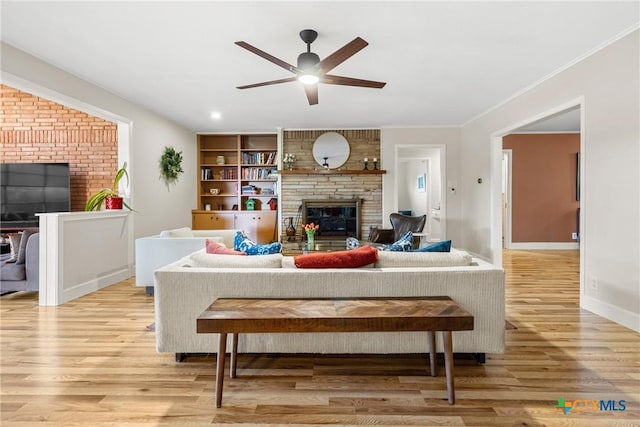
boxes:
[397,161,410,213]
[460,30,639,331]
[381,128,459,243]
[398,159,427,216]
[1,43,197,239]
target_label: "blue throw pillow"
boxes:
[234,231,282,255]
[380,231,413,252]
[414,240,452,252]
[345,237,361,250]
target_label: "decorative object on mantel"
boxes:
[363,157,369,170]
[303,222,319,250]
[312,132,350,169]
[279,169,386,175]
[159,146,184,188]
[283,153,297,170]
[373,157,378,170]
[85,162,132,211]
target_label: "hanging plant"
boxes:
[159,146,184,187]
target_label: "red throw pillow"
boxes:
[294,245,378,269]
[205,239,246,256]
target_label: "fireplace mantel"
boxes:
[279,169,385,175]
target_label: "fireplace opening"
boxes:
[302,199,361,240]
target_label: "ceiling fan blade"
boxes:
[237,77,298,89]
[322,74,386,88]
[235,41,300,74]
[317,37,369,74]
[304,84,319,105]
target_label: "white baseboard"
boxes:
[60,267,133,305]
[508,242,579,250]
[582,295,640,333]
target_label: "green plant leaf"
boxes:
[85,162,132,211]
[159,146,184,185]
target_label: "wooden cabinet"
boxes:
[191,211,276,243]
[193,134,278,243]
[234,211,277,243]
[192,212,235,230]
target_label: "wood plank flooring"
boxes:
[1,250,639,426]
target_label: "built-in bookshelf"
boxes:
[193,134,278,241]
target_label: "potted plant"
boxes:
[159,146,184,188]
[85,162,132,211]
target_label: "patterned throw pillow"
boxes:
[233,231,282,255]
[413,240,452,252]
[205,239,246,255]
[380,231,413,252]
[345,237,361,250]
[5,233,21,263]
[15,230,35,264]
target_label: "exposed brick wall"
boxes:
[0,85,118,211]
[281,129,382,241]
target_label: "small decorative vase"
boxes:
[306,232,315,250]
[285,217,296,238]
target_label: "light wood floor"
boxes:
[1,250,639,426]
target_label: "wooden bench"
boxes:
[197,296,474,407]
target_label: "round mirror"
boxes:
[312,132,350,169]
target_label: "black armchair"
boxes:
[368,213,426,250]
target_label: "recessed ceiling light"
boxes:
[210,112,222,120]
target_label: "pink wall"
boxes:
[503,133,580,242]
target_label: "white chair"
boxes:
[135,227,240,295]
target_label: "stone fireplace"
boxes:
[280,129,382,242]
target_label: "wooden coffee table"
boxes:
[197,296,474,407]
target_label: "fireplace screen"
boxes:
[302,199,361,239]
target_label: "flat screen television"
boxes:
[1,163,71,229]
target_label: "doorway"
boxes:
[396,146,445,241]
[501,106,581,250]
[492,100,584,303]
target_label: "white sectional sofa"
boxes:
[154,249,505,362]
[135,227,240,294]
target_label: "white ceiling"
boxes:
[514,107,581,133]
[2,1,638,133]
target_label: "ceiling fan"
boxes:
[235,29,386,105]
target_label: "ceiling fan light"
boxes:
[298,74,319,85]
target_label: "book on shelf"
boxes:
[201,168,213,180]
[241,184,261,195]
[220,168,237,180]
[241,167,276,180]
[202,167,238,180]
[241,151,276,165]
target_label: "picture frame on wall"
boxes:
[417,174,426,193]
